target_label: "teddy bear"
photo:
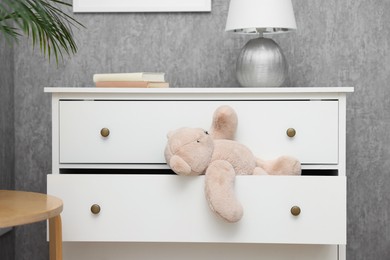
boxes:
[164,105,301,223]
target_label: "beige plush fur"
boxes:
[164,105,301,223]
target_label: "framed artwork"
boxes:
[73,0,211,12]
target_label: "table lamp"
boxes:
[226,0,297,87]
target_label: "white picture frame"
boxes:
[73,0,211,13]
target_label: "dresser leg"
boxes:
[49,215,62,260]
[338,245,346,260]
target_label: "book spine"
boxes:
[95,81,169,88]
[93,73,165,82]
[95,81,149,88]
[93,73,143,82]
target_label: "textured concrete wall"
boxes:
[0,35,15,260]
[10,0,390,259]
[0,23,14,191]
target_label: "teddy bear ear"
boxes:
[169,155,192,176]
[167,130,175,139]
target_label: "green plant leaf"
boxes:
[0,0,84,64]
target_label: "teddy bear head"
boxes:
[164,127,214,176]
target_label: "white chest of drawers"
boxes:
[45,87,353,260]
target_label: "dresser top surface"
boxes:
[44,87,354,94]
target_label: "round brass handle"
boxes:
[286,128,296,138]
[291,206,301,216]
[100,128,110,137]
[91,204,101,215]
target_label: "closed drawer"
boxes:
[59,100,338,165]
[48,175,346,244]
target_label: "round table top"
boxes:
[0,190,63,228]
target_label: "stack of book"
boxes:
[93,72,169,88]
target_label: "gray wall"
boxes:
[4,0,390,259]
[0,28,14,192]
[0,36,15,259]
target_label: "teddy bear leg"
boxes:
[205,160,243,223]
[209,105,238,140]
[253,167,268,175]
[256,156,301,175]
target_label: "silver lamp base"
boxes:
[236,37,288,87]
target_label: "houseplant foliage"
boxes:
[0,0,82,62]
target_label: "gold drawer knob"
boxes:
[291,206,301,216]
[286,128,296,138]
[100,128,110,137]
[91,204,101,215]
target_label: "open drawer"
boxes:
[48,174,346,244]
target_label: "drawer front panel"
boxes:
[48,175,346,244]
[59,100,338,165]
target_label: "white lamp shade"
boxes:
[225,0,297,34]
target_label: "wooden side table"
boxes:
[0,190,63,260]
